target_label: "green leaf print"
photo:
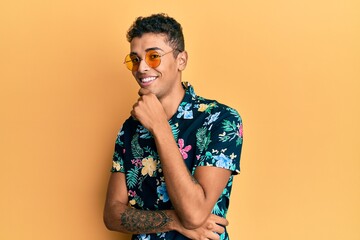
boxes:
[236,137,243,146]
[144,146,159,159]
[134,196,144,207]
[169,120,180,141]
[126,167,139,189]
[196,127,211,153]
[227,107,241,121]
[131,133,144,159]
[212,198,225,215]
[222,119,237,132]
[113,151,121,161]
[219,120,239,143]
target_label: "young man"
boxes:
[104,13,243,240]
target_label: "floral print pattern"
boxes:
[157,182,169,202]
[141,157,157,177]
[112,82,243,240]
[178,138,192,160]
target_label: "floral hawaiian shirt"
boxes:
[112,82,243,240]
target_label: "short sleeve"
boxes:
[197,107,243,174]
[111,126,125,173]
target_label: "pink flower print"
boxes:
[238,123,243,138]
[178,138,192,160]
[128,190,137,197]
[131,159,142,167]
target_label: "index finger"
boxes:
[138,88,152,96]
[210,214,229,227]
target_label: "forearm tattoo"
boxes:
[120,208,173,233]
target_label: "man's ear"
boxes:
[177,51,188,71]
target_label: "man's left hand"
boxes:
[131,88,168,133]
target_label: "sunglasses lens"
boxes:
[145,50,161,68]
[125,54,139,71]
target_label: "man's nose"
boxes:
[137,58,150,72]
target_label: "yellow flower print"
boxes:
[198,104,208,112]
[129,199,136,206]
[141,157,157,176]
[112,161,121,171]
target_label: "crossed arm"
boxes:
[104,89,232,238]
[103,172,229,239]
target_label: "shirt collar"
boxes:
[182,81,197,99]
[175,82,196,120]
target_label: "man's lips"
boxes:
[140,76,157,83]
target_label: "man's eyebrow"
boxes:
[130,47,164,55]
[146,47,163,52]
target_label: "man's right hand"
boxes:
[177,214,228,240]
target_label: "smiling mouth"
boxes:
[140,76,157,83]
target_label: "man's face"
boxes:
[129,33,186,101]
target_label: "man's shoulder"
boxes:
[119,116,141,132]
[193,94,242,121]
[184,83,241,119]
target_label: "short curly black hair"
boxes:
[127,13,185,52]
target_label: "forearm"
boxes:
[104,200,228,240]
[104,201,179,234]
[153,124,209,228]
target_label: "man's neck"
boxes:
[160,86,186,120]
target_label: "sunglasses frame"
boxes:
[124,49,178,71]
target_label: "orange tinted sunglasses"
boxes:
[124,49,177,71]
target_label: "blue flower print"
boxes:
[219,232,226,240]
[214,153,233,169]
[137,125,152,139]
[156,232,166,238]
[157,182,169,202]
[137,234,151,240]
[116,129,124,145]
[177,103,193,119]
[205,112,220,125]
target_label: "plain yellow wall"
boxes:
[1,1,359,239]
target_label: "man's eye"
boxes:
[149,54,160,59]
[131,57,140,63]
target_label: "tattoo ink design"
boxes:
[120,209,173,232]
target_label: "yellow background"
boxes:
[1,1,359,239]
